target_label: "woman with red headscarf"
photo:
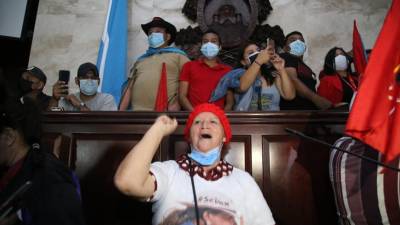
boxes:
[115,103,275,225]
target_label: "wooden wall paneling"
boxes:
[263,135,318,225]
[71,133,152,225]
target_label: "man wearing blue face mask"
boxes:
[280,31,332,110]
[179,30,233,111]
[119,17,190,111]
[50,62,117,111]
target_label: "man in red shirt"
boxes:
[179,30,233,111]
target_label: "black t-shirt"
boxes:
[37,92,51,111]
[340,75,357,104]
[280,52,317,110]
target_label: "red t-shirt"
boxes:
[179,59,231,108]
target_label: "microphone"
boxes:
[285,128,400,172]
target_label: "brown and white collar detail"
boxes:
[177,154,233,181]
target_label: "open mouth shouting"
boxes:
[200,133,212,139]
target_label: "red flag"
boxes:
[352,20,368,76]
[346,0,400,162]
[154,63,168,111]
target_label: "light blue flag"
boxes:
[97,0,127,104]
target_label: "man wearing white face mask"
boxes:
[50,62,117,111]
[179,30,233,111]
[280,31,332,110]
[119,17,190,111]
[318,47,358,107]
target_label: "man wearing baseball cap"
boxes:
[49,62,117,111]
[19,66,51,110]
[119,17,190,111]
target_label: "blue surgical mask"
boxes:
[200,42,220,59]
[188,145,222,166]
[79,79,98,96]
[148,32,165,48]
[289,40,306,56]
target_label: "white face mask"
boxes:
[334,55,348,71]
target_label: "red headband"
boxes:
[184,103,232,144]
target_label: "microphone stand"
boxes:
[0,181,33,220]
[285,128,400,172]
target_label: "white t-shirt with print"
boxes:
[150,160,275,225]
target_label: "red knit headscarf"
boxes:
[184,103,232,144]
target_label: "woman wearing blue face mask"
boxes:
[49,62,117,111]
[279,31,332,110]
[115,103,276,225]
[179,30,234,111]
[317,47,358,108]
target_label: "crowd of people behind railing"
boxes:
[2,17,362,113]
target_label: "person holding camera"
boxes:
[49,62,117,111]
[210,41,295,111]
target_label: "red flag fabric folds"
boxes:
[352,20,368,76]
[154,63,168,112]
[346,0,400,162]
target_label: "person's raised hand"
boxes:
[255,46,274,64]
[271,54,286,72]
[153,115,178,137]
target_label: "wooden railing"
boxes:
[42,111,348,225]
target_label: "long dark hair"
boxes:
[323,47,353,75]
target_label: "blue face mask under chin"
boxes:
[188,145,222,166]
[148,32,165,48]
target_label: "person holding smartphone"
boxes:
[49,62,117,111]
[210,41,295,111]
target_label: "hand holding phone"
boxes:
[266,38,275,54]
[58,70,70,95]
[58,70,70,84]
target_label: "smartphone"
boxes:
[248,51,260,64]
[58,70,70,95]
[58,70,70,84]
